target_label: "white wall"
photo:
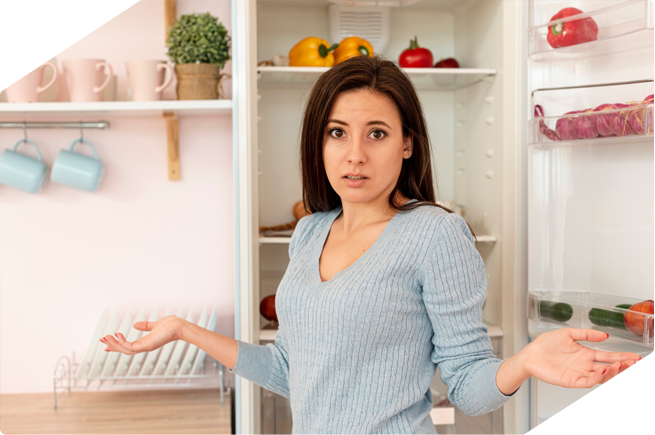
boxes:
[0,0,236,394]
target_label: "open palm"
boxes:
[526,328,642,388]
[100,315,183,355]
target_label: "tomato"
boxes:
[399,36,433,68]
[434,58,459,68]
[623,299,654,337]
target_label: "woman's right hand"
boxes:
[100,315,185,355]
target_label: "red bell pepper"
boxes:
[546,7,599,49]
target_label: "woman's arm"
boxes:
[103,315,292,398]
[179,318,239,371]
[495,349,530,396]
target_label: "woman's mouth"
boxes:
[343,175,368,187]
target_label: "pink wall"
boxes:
[0,0,235,393]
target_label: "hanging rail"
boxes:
[0,121,109,129]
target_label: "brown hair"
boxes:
[299,55,474,234]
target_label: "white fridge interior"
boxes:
[253,0,521,433]
[526,0,654,428]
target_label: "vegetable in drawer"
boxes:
[540,301,573,323]
[588,304,631,330]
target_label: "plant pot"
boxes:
[175,63,225,100]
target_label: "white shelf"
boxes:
[259,234,497,244]
[257,66,497,90]
[259,236,294,244]
[0,99,233,117]
[259,322,502,342]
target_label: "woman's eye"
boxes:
[369,129,386,140]
[329,128,345,139]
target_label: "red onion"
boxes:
[628,94,655,135]
[556,110,582,140]
[610,103,635,136]
[534,105,561,141]
[571,108,599,139]
[590,104,616,137]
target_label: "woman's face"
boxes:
[323,89,412,206]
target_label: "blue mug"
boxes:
[0,139,49,193]
[50,138,105,192]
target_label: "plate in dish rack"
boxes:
[126,306,160,377]
[151,306,186,377]
[112,307,146,380]
[74,306,109,384]
[177,305,211,375]
[138,306,173,376]
[87,307,122,378]
[163,306,195,377]
[190,306,218,375]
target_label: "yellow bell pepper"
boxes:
[333,36,374,65]
[289,37,339,67]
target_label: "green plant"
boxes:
[166,12,231,68]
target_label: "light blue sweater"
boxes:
[229,199,519,433]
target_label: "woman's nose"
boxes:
[347,136,366,164]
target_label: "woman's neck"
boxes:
[338,192,411,234]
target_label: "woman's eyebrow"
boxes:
[326,119,392,129]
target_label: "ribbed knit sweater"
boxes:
[228,199,519,434]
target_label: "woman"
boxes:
[101,56,641,434]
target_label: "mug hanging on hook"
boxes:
[0,134,49,193]
[50,133,105,192]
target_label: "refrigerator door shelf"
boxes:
[530,79,654,146]
[528,0,653,60]
[528,289,654,348]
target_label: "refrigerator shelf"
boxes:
[528,0,654,61]
[527,290,654,347]
[256,66,497,90]
[529,79,654,145]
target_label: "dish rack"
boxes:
[52,304,229,410]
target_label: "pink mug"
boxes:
[4,62,58,103]
[126,60,174,101]
[62,59,113,102]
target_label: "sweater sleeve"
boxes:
[227,328,291,399]
[225,215,312,398]
[420,212,520,416]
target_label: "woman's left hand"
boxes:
[523,328,642,388]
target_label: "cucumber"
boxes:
[540,301,573,323]
[588,305,630,330]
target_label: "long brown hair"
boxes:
[300,55,468,230]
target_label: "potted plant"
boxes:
[166,12,231,100]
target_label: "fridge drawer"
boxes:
[528,289,654,347]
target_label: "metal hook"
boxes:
[79,121,84,142]
[23,121,28,142]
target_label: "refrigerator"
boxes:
[241,0,654,433]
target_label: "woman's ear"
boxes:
[403,135,413,159]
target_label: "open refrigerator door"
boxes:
[525,0,654,428]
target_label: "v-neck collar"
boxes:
[310,199,418,287]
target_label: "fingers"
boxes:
[133,321,152,331]
[593,350,642,364]
[598,362,620,384]
[100,334,135,355]
[566,328,610,343]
